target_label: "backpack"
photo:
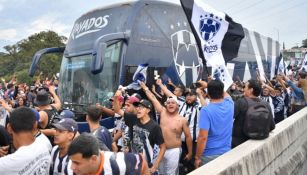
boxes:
[243,97,271,139]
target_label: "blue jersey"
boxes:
[92,126,113,151]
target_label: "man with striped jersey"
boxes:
[50,118,78,175]
[68,133,149,175]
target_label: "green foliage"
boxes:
[16,69,33,85]
[291,46,299,49]
[302,39,307,48]
[0,30,67,84]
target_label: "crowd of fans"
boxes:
[0,70,306,175]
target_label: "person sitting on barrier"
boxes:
[194,80,234,167]
[68,133,150,175]
[140,81,193,175]
[86,105,113,151]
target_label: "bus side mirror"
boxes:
[91,42,107,74]
[91,31,130,74]
[28,47,65,77]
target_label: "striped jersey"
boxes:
[178,97,201,142]
[96,151,145,175]
[50,145,74,175]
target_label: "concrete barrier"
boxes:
[189,107,307,175]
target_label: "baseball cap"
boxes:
[126,95,140,104]
[133,99,152,109]
[60,110,75,119]
[31,108,40,122]
[52,118,78,133]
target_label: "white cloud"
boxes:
[0,28,17,41]
[27,14,71,38]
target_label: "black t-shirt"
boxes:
[0,125,10,146]
[232,97,275,148]
[123,112,164,155]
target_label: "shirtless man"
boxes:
[140,81,192,175]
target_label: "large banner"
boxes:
[301,53,307,72]
[180,0,245,90]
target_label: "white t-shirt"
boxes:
[0,138,51,175]
[36,131,52,152]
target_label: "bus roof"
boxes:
[79,0,179,17]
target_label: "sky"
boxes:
[0,0,306,53]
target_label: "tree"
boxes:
[0,30,67,84]
[302,39,307,48]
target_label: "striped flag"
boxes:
[301,53,307,72]
[278,56,286,75]
[180,0,245,90]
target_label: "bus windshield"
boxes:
[58,41,122,111]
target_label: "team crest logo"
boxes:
[199,14,221,42]
[199,14,223,53]
[171,30,202,86]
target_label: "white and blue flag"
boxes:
[301,53,307,72]
[125,64,148,90]
[278,56,286,75]
[180,0,244,90]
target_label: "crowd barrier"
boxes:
[189,107,307,175]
